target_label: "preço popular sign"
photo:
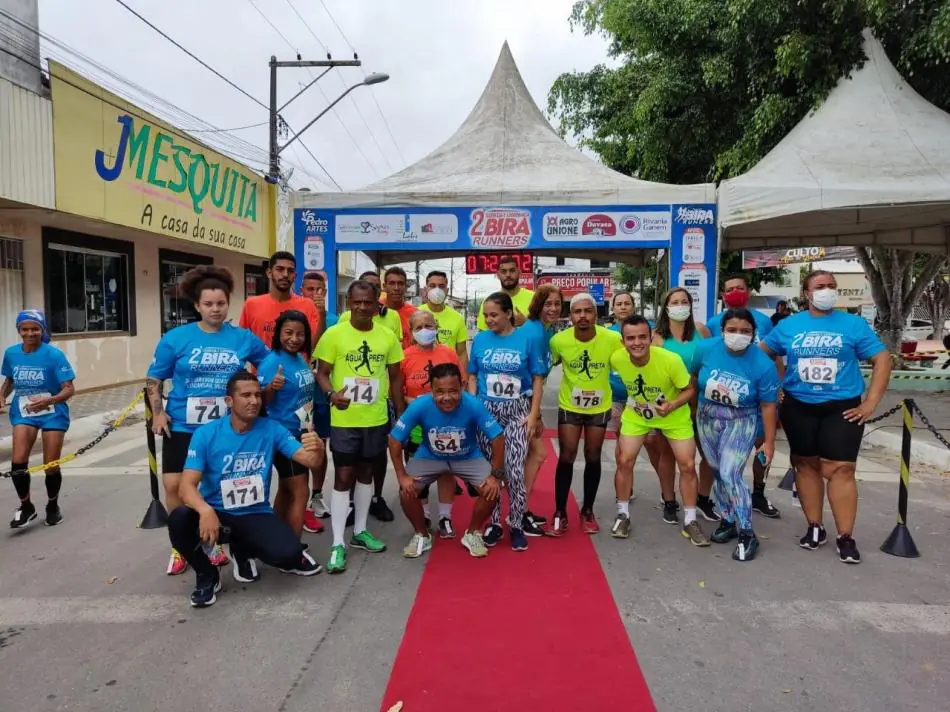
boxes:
[49,61,272,258]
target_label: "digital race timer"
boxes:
[464,251,533,275]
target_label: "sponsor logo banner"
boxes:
[536,272,613,296]
[542,211,671,242]
[674,207,715,225]
[741,246,856,269]
[336,213,459,244]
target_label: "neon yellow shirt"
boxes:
[610,346,691,430]
[419,304,468,349]
[313,322,403,428]
[549,326,622,414]
[476,288,534,331]
[338,308,404,344]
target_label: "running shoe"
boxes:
[166,548,188,576]
[836,535,861,564]
[662,499,680,525]
[327,545,347,574]
[522,514,544,538]
[208,544,230,568]
[525,510,547,525]
[310,491,329,518]
[369,496,395,522]
[696,495,721,523]
[403,532,433,558]
[543,512,569,537]
[628,491,637,503]
[461,530,488,558]
[682,520,711,547]
[351,530,387,553]
[752,487,781,518]
[233,555,260,583]
[9,501,36,529]
[799,524,827,551]
[190,569,221,608]
[581,510,600,534]
[44,502,63,527]
[280,549,322,576]
[733,530,759,562]
[302,509,324,533]
[711,520,738,544]
[483,524,503,547]
[610,513,631,539]
[437,517,455,539]
[510,528,528,552]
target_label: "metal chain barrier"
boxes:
[1,391,144,478]
[863,403,903,425]
[909,402,950,451]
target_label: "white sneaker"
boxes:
[310,492,329,518]
[402,532,433,559]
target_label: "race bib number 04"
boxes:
[186,396,227,425]
[429,429,463,454]
[487,373,521,399]
[704,379,740,407]
[18,392,53,418]
[798,358,838,385]
[343,377,380,405]
[220,475,265,510]
[571,388,603,409]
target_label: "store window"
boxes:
[159,249,212,334]
[43,228,135,336]
[244,263,267,299]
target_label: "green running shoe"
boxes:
[351,530,387,553]
[327,545,347,574]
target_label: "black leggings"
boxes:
[167,506,303,576]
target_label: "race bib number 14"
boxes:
[343,377,380,405]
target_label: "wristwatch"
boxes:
[490,468,507,485]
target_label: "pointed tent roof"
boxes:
[719,30,950,254]
[294,42,714,209]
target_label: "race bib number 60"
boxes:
[220,475,265,510]
[343,377,380,405]
[186,396,227,425]
[798,358,838,385]
[571,388,603,409]
[628,398,655,420]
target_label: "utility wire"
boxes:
[189,121,269,133]
[318,0,355,53]
[281,0,329,56]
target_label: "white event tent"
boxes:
[719,30,950,255]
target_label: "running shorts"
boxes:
[274,432,308,479]
[406,457,490,488]
[779,394,863,462]
[620,408,694,440]
[162,430,193,474]
[330,424,389,467]
[558,408,611,428]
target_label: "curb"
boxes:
[0,402,146,453]
[862,428,950,471]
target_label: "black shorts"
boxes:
[557,408,611,428]
[780,394,864,462]
[330,424,389,468]
[274,433,308,479]
[162,431,193,474]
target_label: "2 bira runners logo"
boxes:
[675,207,715,225]
[469,208,531,248]
[187,348,242,370]
[480,348,523,372]
[12,366,45,383]
[792,331,844,357]
[707,369,751,396]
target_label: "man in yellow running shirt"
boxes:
[608,315,709,547]
[544,293,623,537]
[419,269,469,373]
[476,255,533,330]
[338,271,404,344]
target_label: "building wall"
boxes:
[0,75,54,207]
[0,0,41,93]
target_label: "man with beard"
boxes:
[239,251,320,344]
[476,255,534,330]
[382,267,416,348]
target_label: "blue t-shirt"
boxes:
[518,319,554,377]
[185,416,301,515]
[694,338,780,409]
[469,328,545,402]
[258,350,315,434]
[763,311,885,404]
[147,322,269,433]
[391,393,503,460]
[1,343,76,426]
[707,309,774,343]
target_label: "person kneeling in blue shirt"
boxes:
[168,370,326,608]
[389,363,506,560]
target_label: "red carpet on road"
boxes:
[380,440,655,712]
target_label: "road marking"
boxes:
[55,466,148,476]
[0,431,149,473]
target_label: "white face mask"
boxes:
[811,288,838,311]
[427,287,446,305]
[724,332,753,351]
[666,305,691,322]
[413,327,438,346]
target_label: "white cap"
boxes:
[570,292,595,309]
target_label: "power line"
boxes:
[318,0,355,53]
[292,140,342,190]
[247,0,298,57]
[188,121,268,133]
[281,0,329,57]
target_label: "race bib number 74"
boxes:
[186,396,227,425]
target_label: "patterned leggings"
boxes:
[477,395,531,530]
[696,402,758,531]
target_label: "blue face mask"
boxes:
[413,328,438,346]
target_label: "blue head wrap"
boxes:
[16,309,51,343]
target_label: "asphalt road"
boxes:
[1,375,949,712]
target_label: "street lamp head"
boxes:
[363,72,389,86]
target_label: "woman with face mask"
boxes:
[761,270,891,565]
[692,309,780,561]
[647,289,719,527]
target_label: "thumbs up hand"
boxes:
[301,420,323,456]
[270,364,286,392]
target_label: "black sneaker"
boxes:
[733,530,759,562]
[483,524,503,547]
[190,569,222,608]
[45,502,63,527]
[662,499,680,525]
[437,517,455,539]
[369,497,395,522]
[10,501,36,529]
[510,528,528,552]
[279,549,322,576]
[525,510,547,525]
[696,495,721,522]
[711,520,738,544]
[232,556,260,583]
[522,514,544,537]
[799,523,827,550]
[752,487,781,518]
[836,535,861,564]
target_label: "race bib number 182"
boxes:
[798,358,838,385]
